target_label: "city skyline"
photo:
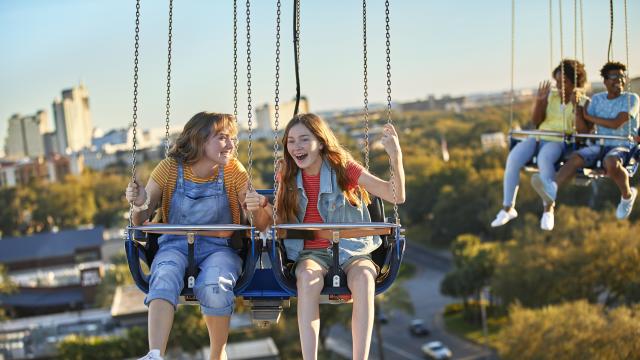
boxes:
[2,1,639,151]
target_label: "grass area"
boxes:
[443,311,506,348]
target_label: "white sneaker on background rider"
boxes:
[138,350,164,360]
[616,187,638,220]
[531,173,558,205]
[540,211,555,231]
[491,208,518,227]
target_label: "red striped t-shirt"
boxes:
[303,161,363,249]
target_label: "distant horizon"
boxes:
[2,0,639,152]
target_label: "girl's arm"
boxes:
[357,124,406,204]
[575,98,593,133]
[126,178,162,226]
[531,81,551,128]
[243,187,274,231]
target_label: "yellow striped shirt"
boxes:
[150,158,248,224]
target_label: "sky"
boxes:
[1,0,639,149]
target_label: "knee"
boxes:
[347,266,376,291]
[604,157,620,172]
[194,266,236,313]
[296,268,324,293]
[568,154,584,167]
[149,260,183,291]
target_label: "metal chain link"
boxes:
[272,0,282,228]
[245,0,254,193]
[296,0,301,67]
[624,0,632,144]
[164,0,173,157]
[608,0,614,62]
[579,0,585,62]
[573,0,578,134]
[362,0,370,171]
[558,0,566,134]
[509,0,515,128]
[549,0,553,75]
[129,0,141,226]
[233,0,240,158]
[384,0,399,225]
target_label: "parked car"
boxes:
[377,309,389,324]
[421,341,452,360]
[409,319,430,336]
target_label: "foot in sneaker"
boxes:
[531,174,557,204]
[540,211,555,231]
[138,350,164,360]
[616,187,638,220]
[491,208,518,227]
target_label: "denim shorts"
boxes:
[293,248,379,275]
[145,236,242,317]
[575,145,630,167]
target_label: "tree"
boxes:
[495,301,640,360]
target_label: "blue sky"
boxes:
[1,0,639,148]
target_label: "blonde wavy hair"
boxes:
[167,112,237,164]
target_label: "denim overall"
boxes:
[284,159,382,267]
[145,162,242,316]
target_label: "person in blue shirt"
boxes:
[531,61,639,220]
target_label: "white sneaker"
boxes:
[531,174,558,204]
[616,187,638,220]
[540,211,555,231]
[138,350,164,360]
[491,208,518,227]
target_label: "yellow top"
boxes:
[150,157,248,224]
[538,90,586,141]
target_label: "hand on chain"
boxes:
[126,179,147,207]
[380,123,401,159]
[244,190,267,212]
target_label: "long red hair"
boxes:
[276,113,370,222]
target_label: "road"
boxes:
[326,243,494,360]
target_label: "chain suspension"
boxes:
[608,0,614,62]
[129,0,141,225]
[272,0,282,228]
[509,0,515,128]
[164,0,173,157]
[558,0,566,133]
[384,0,399,225]
[549,0,553,75]
[624,0,632,144]
[245,0,254,193]
[233,0,240,158]
[362,0,370,171]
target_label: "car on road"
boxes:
[409,319,430,336]
[421,341,452,360]
[377,310,389,324]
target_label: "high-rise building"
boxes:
[255,97,310,133]
[4,111,48,159]
[52,84,93,154]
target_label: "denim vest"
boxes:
[284,159,382,265]
[158,161,232,247]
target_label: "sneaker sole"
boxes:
[531,175,554,204]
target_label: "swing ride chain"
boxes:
[509,0,515,128]
[549,0,553,75]
[296,0,301,66]
[245,0,254,194]
[384,0,399,225]
[608,0,614,62]
[164,0,174,157]
[129,0,141,226]
[272,0,282,228]
[362,0,370,171]
[233,0,240,157]
[558,0,567,135]
[623,0,632,145]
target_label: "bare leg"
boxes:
[296,259,327,360]
[204,316,231,360]
[345,259,377,360]
[148,299,175,355]
[604,157,632,198]
[555,154,585,187]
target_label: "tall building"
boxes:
[4,111,48,159]
[255,97,310,133]
[52,83,93,154]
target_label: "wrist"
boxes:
[132,196,150,212]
